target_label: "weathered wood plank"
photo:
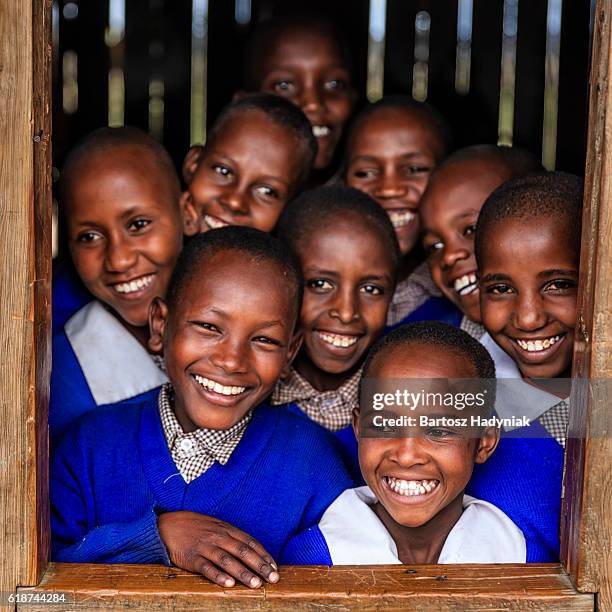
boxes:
[561,1,612,610]
[0,0,52,603]
[18,563,593,611]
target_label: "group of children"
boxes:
[50,12,583,587]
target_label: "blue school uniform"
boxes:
[50,300,167,441]
[385,296,463,332]
[52,258,92,335]
[281,488,525,565]
[466,334,566,562]
[51,393,353,563]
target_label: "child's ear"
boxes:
[180,190,200,236]
[474,426,500,464]
[148,297,170,354]
[352,406,361,439]
[281,331,303,379]
[182,145,205,185]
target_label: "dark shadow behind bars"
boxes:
[52,0,592,179]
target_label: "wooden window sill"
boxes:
[18,562,593,610]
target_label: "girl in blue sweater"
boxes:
[272,186,400,481]
[51,228,352,588]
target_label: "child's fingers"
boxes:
[202,545,267,588]
[193,558,237,588]
[226,526,278,572]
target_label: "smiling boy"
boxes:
[51,228,352,587]
[181,94,316,234]
[466,172,583,562]
[281,322,525,565]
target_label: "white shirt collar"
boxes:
[65,301,168,405]
[319,486,525,564]
[480,332,567,430]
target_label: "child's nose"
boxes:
[329,288,360,324]
[220,188,249,215]
[374,173,408,199]
[514,291,548,331]
[209,338,249,374]
[392,436,428,466]
[105,235,138,273]
[441,238,471,269]
[300,84,324,114]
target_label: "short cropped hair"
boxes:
[345,95,453,165]
[59,126,180,206]
[208,93,317,188]
[165,226,303,324]
[475,172,583,265]
[359,321,496,411]
[432,144,543,182]
[242,13,353,90]
[276,185,401,275]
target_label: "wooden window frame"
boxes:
[0,0,609,608]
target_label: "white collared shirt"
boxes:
[319,486,526,564]
[65,301,168,406]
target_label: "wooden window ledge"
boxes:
[17,562,593,610]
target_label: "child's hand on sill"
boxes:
[157,511,280,588]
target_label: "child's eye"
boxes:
[427,427,457,439]
[129,218,151,232]
[402,165,431,177]
[212,164,232,177]
[351,168,377,180]
[544,279,577,292]
[273,80,294,94]
[424,240,444,256]
[360,284,384,296]
[192,321,221,333]
[253,335,281,347]
[324,78,346,91]
[306,279,333,291]
[486,283,514,295]
[76,231,102,244]
[463,223,477,237]
[254,185,280,200]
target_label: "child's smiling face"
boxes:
[346,108,443,256]
[257,26,356,170]
[421,159,510,323]
[295,214,395,386]
[356,344,497,530]
[151,250,300,431]
[184,110,303,234]
[479,217,578,379]
[65,145,183,328]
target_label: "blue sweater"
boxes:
[285,402,363,486]
[466,419,563,562]
[51,394,353,564]
[386,296,463,332]
[52,258,91,335]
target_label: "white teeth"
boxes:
[385,477,439,497]
[453,273,478,296]
[312,125,331,138]
[204,214,229,230]
[516,335,561,352]
[114,274,155,294]
[318,332,359,348]
[193,374,246,396]
[387,210,416,228]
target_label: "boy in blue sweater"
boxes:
[282,322,525,565]
[272,186,399,479]
[51,227,353,588]
[467,172,583,562]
